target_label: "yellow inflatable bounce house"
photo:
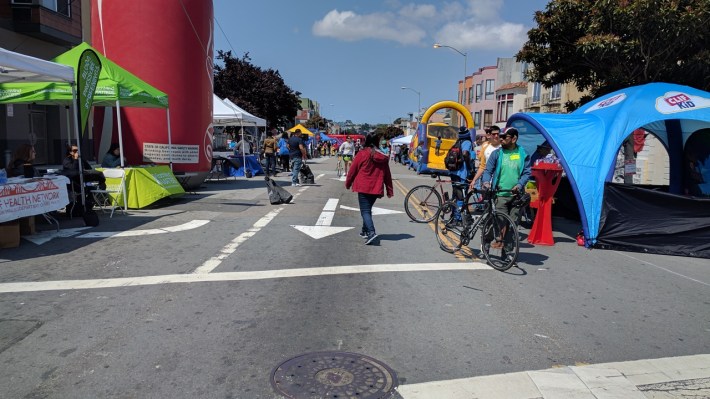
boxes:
[410,101,474,174]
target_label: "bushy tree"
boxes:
[305,114,327,131]
[214,51,301,128]
[517,0,710,109]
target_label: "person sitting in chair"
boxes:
[62,144,106,190]
[101,143,124,168]
[6,144,37,178]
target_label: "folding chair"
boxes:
[91,169,126,218]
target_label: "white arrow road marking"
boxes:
[340,205,403,215]
[78,220,210,238]
[22,227,92,245]
[0,262,491,293]
[292,198,354,239]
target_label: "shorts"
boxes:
[342,155,353,162]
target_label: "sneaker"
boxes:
[365,233,378,245]
[292,183,301,187]
[359,231,368,239]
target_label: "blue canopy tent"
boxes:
[320,132,336,142]
[507,82,710,257]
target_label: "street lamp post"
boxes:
[400,86,421,122]
[433,43,467,126]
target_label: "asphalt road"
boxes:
[1,156,708,398]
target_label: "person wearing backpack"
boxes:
[445,126,474,218]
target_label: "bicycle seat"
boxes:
[452,181,469,189]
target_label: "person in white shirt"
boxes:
[235,134,252,155]
[470,125,502,188]
[339,136,355,176]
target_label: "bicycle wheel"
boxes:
[480,212,519,271]
[404,185,442,223]
[336,163,343,178]
[435,201,465,253]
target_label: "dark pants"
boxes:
[265,154,277,175]
[358,193,378,236]
[279,155,290,171]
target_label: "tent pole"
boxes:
[115,100,128,212]
[166,108,173,171]
[65,106,71,146]
[241,124,246,176]
[71,85,86,209]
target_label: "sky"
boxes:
[213,0,550,125]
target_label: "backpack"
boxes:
[445,139,465,172]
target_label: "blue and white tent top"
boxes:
[507,82,710,245]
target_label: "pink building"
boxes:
[461,66,498,135]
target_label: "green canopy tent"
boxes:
[0,43,172,213]
[0,42,171,172]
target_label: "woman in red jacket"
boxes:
[345,132,394,245]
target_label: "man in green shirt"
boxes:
[481,127,531,254]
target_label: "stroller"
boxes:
[299,163,315,184]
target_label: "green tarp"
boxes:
[0,42,167,108]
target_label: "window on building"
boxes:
[474,111,481,128]
[551,83,562,100]
[468,87,473,104]
[483,110,493,128]
[38,0,71,17]
[485,79,495,100]
[475,84,482,102]
[532,82,541,103]
[496,93,514,122]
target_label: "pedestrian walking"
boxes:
[288,129,307,186]
[278,132,290,172]
[262,130,278,176]
[345,132,394,245]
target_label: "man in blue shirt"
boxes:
[288,129,308,186]
[451,126,474,217]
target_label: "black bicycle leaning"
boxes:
[435,184,520,271]
[403,173,452,223]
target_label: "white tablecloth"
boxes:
[0,175,70,223]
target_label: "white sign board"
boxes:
[143,142,199,164]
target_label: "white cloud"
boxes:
[398,4,436,20]
[312,9,425,45]
[465,0,503,21]
[435,22,528,51]
[312,2,531,50]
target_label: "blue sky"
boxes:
[213,0,550,125]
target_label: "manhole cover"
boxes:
[271,351,398,399]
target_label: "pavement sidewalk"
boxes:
[397,354,710,398]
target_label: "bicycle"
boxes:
[336,155,344,178]
[403,173,453,223]
[435,185,520,271]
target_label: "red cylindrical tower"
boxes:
[91,0,214,173]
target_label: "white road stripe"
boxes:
[192,208,284,274]
[78,220,210,238]
[0,262,491,293]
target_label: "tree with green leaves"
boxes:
[304,113,327,131]
[214,50,301,128]
[517,0,710,109]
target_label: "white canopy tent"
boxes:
[390,135,414,145]
[0,47,75,83]
[212,94,243,125]
[212,96,266,172]
[222,98,266,127]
